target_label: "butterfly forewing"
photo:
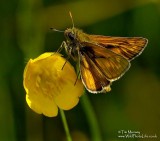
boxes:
[89,35,148,60]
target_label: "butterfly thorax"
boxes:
[64,27,90,60]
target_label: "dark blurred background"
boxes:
[0,0,160,141]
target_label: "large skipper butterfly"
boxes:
[53,12,148,93]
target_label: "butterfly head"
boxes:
[64,28,78,42]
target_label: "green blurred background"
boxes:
[0,0,160,141]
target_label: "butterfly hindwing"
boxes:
[80,42,130,82]
[79,51,111,93]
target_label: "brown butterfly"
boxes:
[55,13,148,93]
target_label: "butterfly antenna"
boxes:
[69,11,74,28]
[50,27,64,32]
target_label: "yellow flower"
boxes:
[23,52,84,117]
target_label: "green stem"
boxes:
[81,92,102,141]
[60,109,72,141]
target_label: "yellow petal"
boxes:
[53,61,84,110]
[26,92,58,117]
[23,52,84,117]
[54,79,84,110]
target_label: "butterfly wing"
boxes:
[79,42,130,93]
[89,35,148,61]
[79,50,111,93]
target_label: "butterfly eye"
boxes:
[68,32,75,41]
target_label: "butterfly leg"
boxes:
[56,41,67,53]
[61,55,71,70]
[74,69,81,86]
[58,41,72,70]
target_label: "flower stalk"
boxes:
[60,109,72,141]
[81,93,102,141]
